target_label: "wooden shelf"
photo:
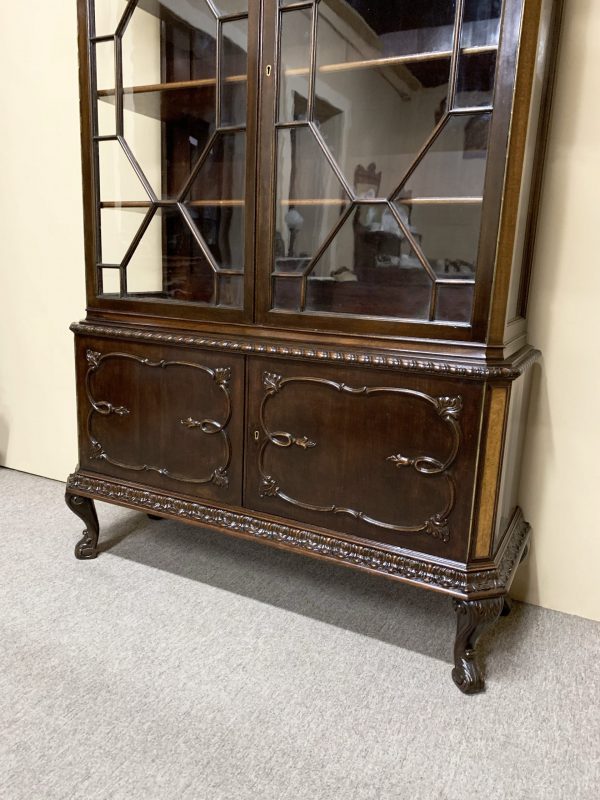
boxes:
[96,44,497,101]
[98,75,246,98]
[397,197,483,205]
[100,200,245,208]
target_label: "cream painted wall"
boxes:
[0,2,84,482]
[0,1,598,620]
[511,0,600,621]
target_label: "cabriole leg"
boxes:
[451,597,504,694]
[65,492,100,560]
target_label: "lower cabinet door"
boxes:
[75,335,244,505]
[244,358,484,561]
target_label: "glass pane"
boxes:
[462,0,502,48]
[97,96,116,137]
[186,131,246,202]
[314,0,453,197]
[436,283,474,322]
[185,203,245,270]
[275,126,350,272]
[300,204,433,319]
[100,268,121,295]
[278,8,312,124]
[100,206,150,264]
[273,276,302,311]
[221,18,248,127]
[218,274,243,308]
[212,0,248,15]
[396,113,491,201]
[125,206,216,302]
[95,41,114,92]
[98,140,150,202]
[123,87,216,198]
[94,0,128,37]
[456,50,497,108]
[92,0,249,309]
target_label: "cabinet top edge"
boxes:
[70,320,540,381]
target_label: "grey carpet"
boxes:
[0,468,598,800]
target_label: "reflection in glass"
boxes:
[126,206,216,302]
[221,18,248,127]
[273,276,302,312]
[456,51,497,108]
[278,9,312,124]
[462,0,502,48]
[123,86,216,198]
[186,131,246,202]
[436,283,474,322]
[314,0,453,197]
[397,113,491,201]
[300,203,432,319]
[186,203,245,271]
[395,201,482,278]
[218,275,243,308]
[275,126,349,273]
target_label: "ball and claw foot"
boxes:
[65,492,100,560]
[451,597,504,694]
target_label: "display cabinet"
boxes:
[66,0,563,693]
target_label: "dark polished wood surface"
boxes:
[67,0,563,693]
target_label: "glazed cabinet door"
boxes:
[256,0,515,339]
[85,0,259,323]
[244,358,485,562]
[75,335,245,505]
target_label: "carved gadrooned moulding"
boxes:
[65,472,530,597]
[71,323,541,381]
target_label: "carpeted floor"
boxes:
[0,468,598,800]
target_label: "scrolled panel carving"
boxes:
[85,349,232,487]
[258,372,463,542]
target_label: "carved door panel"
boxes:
[75,336,244,505]
[245,358,484,561]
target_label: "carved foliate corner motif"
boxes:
[211,468,229,488]
[263,372,284,393]
[213,367,231,388]
[436,396,463,420]
[86,350,102,368]
[425,514,450,543]
[260,476,279,497]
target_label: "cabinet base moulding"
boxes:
[65,471,530,600]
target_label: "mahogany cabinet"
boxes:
[66,0,563,693]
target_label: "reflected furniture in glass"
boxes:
[66,0,563,693]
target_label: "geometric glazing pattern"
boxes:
[273,0,501,324]
[91,0,248,306]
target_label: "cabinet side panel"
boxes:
[493,367,533,555]
[472,384,509,559]
[504,0,563,332]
